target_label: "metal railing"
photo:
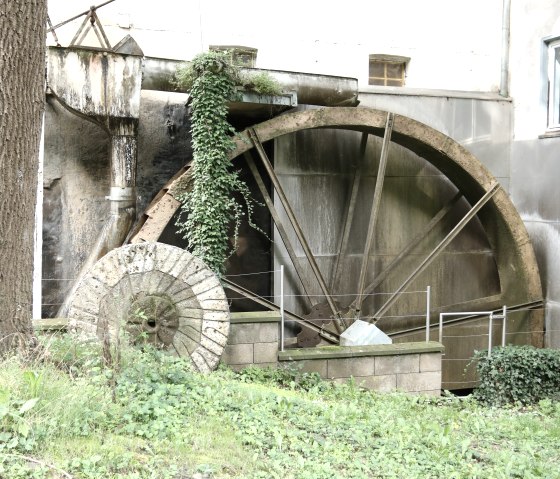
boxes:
[438,306,507,357]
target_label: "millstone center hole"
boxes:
[126,293,180,347]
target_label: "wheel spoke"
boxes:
[247,128,342,330]
[222,278,339,343]
[330,133,366,292]
[244,152,316,306]
[355,113,394,317]
[349,191,463,310]
[370,182,501,322]
[382,294,504,336]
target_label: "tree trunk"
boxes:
[0,1,47,355]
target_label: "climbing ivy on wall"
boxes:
[174,51,259,275]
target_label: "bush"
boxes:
[234,365,327,391]
[473,346,560,406]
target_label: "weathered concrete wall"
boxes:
[279,342,443,395]
[508,1,560,348]
[42,99,110,317]
[220,312,443,395]
[358,91,513,192]
[42,90,191,316]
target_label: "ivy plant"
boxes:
[174,51,260,275]
[473,345,560,406]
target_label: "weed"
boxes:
[1,335,559,478]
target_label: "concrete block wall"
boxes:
[221,311,280,370]
[278,342,444,395]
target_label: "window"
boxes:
[547,39,560,130]
[209,45,257,68]
[368,54,410,86]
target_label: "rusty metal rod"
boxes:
[355,113,394,316]
[91,10,111,49]
[244,152,316,306]
[47,0,116,33]
[247,128,344,331]
[349,191,463,310]
[222,278,339,344]
[370,182,500,322]
[47,15,61,46]
[70,12,92,46]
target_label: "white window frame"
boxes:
[547,39,560,131]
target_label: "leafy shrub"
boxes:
[473,346,560,406]
[235,365,326,391]
[240,72,282,96]
[114,346,196,439]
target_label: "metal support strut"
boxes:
[247,128,345,331]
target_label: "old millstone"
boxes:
[66,242,230,372]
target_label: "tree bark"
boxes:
[0,1,47,354]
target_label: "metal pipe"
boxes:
[280,265,285,352]
[425,286,431,342]
[58,131,138,317]
[392,300,541,338]
[488,313,494,358]
[500,0,511,97]
[439,311,495,345]
[501,305,507,346]
[141,57,359,107]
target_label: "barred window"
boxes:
[369,54,410,87]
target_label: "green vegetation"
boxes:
[474,345,560,406]
[239,71,282,96]
[174,51,262,275]
[1,336,559,478]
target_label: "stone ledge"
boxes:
[34,318,68,331]
[278,342,444,361]
[230,311,280,324]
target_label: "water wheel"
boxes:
[127,106,543,388]
[66,242,229,372]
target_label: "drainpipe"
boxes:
[33,114,45,320]
[500,0,511,97]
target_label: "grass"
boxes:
[0,334,559,478]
